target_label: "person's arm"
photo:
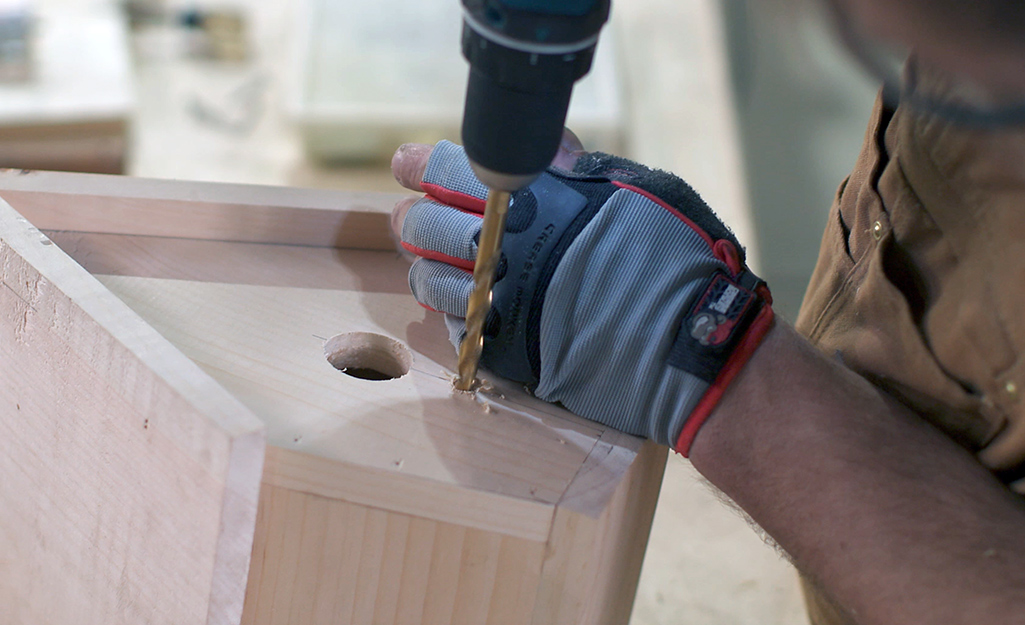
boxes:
[692,321,1025,625]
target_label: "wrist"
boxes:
[685,319,909,512]
[687,321,806,475]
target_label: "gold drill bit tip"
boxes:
[455,188,511,391]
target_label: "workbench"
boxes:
[0,1,132,173]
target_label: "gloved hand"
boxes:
[392,139,773,454]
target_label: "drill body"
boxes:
[460,0,611,191]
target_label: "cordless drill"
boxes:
[453,0,611,390]
[460,0,612,191]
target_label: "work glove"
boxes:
[397,140,773,454]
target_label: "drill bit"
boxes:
[455,188,511,391]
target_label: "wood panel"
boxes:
[531,435,667,625]
[578,438,667,625]
[0,169,404,249]
[240,484,547,625]
[42,231,411,292]
[0,197,265,624]
[239,441,664,625]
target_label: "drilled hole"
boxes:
[324,332,412,381]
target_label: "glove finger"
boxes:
[444,314,467,350]
[422,140,489,214]
[408,258,473,318]
[401,197,481,270]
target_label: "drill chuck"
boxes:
[460,0,610,191]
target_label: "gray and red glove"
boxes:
[398,140,773,454]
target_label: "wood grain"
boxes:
[42,231,412,292]
[240,484,549,625]
[0,197,265,624]
[0,169,405,249]
[239,444,665,625]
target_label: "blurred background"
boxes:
[0,0,878,622]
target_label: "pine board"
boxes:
[0,197,265,624]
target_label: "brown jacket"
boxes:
[794,81,1025,623]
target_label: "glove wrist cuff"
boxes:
[674,294,775,455]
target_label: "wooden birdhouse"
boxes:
[0,170,665,625]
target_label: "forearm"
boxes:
[690,322,1025,625]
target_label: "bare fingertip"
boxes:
[560,128,585,154]
[390,196,418,239]
[552,128,588,172]
[391,143,434,191]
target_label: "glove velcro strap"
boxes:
[674,282,774,455]
[667,271,764,381]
